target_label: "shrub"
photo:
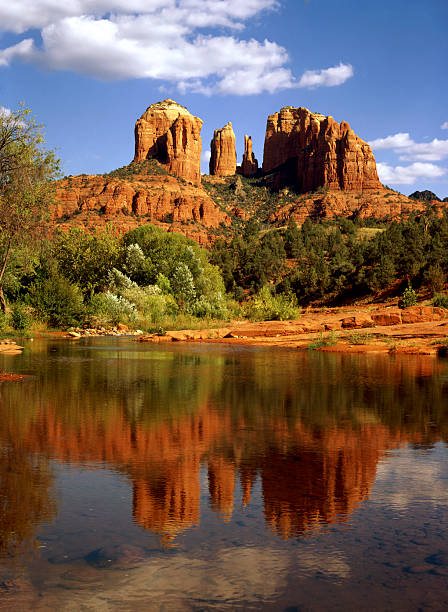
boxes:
[398,286,417,309]
[243,287,301,321]
[88,292,138,327]
[433,293,448,309]
[308,331,338,350]
[27,275,84,328]
[11,303,32,331]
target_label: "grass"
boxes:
[346,330,372,345]
[308,330,339,350]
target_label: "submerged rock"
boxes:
[84,544,147,569]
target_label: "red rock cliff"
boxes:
[134,99,203,185]
[209,122,237,176]
[262,106,382,193]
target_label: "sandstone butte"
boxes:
[209,122,237,176]
[52,99,446,245]
[263,105,382,192]
[134,99,202,185]
[240,134,258,177]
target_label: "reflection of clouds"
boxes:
[35,545,353,610]
[374,443,448,510]
[295,548,350,580]
[36,547,289,610]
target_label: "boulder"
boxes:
[209,122,236,176]
[340,315,374,329]
[134,99,203,185]
[401,306,447,324]
[371,310,402,326]
[262,106,383,192]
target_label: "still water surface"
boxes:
[1,338,448,610]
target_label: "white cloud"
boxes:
[0,1,353,96]
[297,62,354,88]
[441,122,448,130]
[0,105,12,118]
[201,150,211,163]
[377,161,446,185]
[369,132,448,162]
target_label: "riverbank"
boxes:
[136,305,448,355]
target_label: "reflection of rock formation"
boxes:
[0,413,55,555]
[1,350,445,549]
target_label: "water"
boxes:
[0,338,448,610]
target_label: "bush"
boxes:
[11,303,32,331]
[27,275,84,328]
[87,292,138,327]
[244,287,301,321]
[0,311,9,334]
[398,286,417,309]
[433,293,448,309]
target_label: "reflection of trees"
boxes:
[0,397,55,556]
[1,341,447,549]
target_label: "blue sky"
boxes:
[1,0,447,196]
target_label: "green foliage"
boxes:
[243,286,301,321]
[0,105,60,312]
[27,274,84,328]
[308,331,338,350]
[53,227,121,297]
[433,293,448,308]
[103,159,169,180]
[399,286,417,309]
[88,292,138,327]
[346,331,372,345]
[11,303,32,331]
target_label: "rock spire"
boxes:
[241,135,258,177]
[209,122,237,176]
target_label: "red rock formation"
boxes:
[262,106,383,193]
[241,135,258,177]
[53,171,230,245]
[134,99,203,185]
[209,122,237,176]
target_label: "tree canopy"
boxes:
[0,106,59,311]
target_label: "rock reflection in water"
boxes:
[0,343,447,553]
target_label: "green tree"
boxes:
[0,106,59,312]
[52,227,121,298]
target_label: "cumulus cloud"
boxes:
[201,150,211,164]
[369,132,448,162]
[0,105,12,118]
[0,0,353,95]
[297,62,354,88]
[377,162,446,185]
[441,122,448,130]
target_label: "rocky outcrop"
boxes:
[262,106,383,192]
[53,171,230,245]
[209,122,236,176]
[134,99,202,185]
[240,135,258,177]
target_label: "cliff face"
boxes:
[53,169,230,245]
[263,106,382,193]
[240,135,258,177]
[209,122,237,176]
[134,99,203,185]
